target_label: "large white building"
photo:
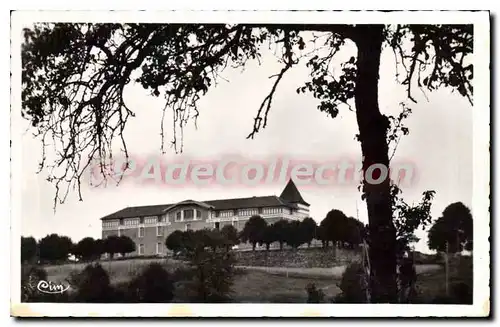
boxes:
[100,179,310,256]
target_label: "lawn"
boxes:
[39,256,468,303]
[231,270,340,303]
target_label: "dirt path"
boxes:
[236,264,442,279]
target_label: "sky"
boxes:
[18,32,473,253]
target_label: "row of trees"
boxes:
[165,212,366,253]
[21,234,137,264]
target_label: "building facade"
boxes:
[101,179,310,256]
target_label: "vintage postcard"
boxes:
[10,10,490,317]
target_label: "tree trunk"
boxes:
[353,25,397,303]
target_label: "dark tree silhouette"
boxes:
[127,263,174,302]
[285,220,306,249]
[72,263,115,302]
[103,235,121,260]
[240,215,267,251]
[260,225,276,250]
[21,23,473,302]
[165,230,185,254]
[117,235,136,257]
[428,202,473,253]
[93,239,106,259]
[300,217,317,247]
[21,236,37,263]
[345,217,365,248]
[391,185,436,257]
[38,234,73,263]
[73,237,98,261]
[272,219,290,250]
[320,209,348,246]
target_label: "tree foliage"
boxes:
[72,237,98,261]
[117,235,136,257]
[127,263,174,303]
[390,184,436,256]
[103,235,121,259]
[21,236,37,263]
[427,202,473,253]
[71,263,115,302]
[165,230,185,254]
[300,217,317,247]
[240,215,267,250]
[38,233,73,263]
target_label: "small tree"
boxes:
[345,217,365,249]
[272,219,290,250]
[315,225,329,248]
[260,225,276,251]
[73,237,97,262]
[38,234,73,264]
[93,239,106,260]
[300,217,317,248]
[320,209,349,248]
[117,235,136,257]
[427,202,472,253]
[285,220,305,249]
[240,215,267,251]
[21,236,37,263]
[103,235,121,260]
[165,230,185,255]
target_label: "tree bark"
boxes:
[353,25,397,303]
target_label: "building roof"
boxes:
[100,180,309,220]
[279,179,310,206]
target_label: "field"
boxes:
[41,257,455,303]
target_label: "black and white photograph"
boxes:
[9,10,490,317]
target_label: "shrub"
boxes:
[71,263,115,302]
[21,265,70,302]
[126,263,174,303]
[21,266,47,302]
[334,262,368,303]
[305,283,325,303]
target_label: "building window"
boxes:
[145,216,157,224]
[139,244,145,255]
[196,210,201,220]
[185,223,191,231]
[239,208,258,216]
[214,222,220,230]
[219,210,233,218]
[232,221,238,229]
[175,211,182,222]
[138,227,145,238]
[263,207,282,215]
[118,229,121,237]
[157,226,163,237]
[156,242,162,254]
[184,209,194,220]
